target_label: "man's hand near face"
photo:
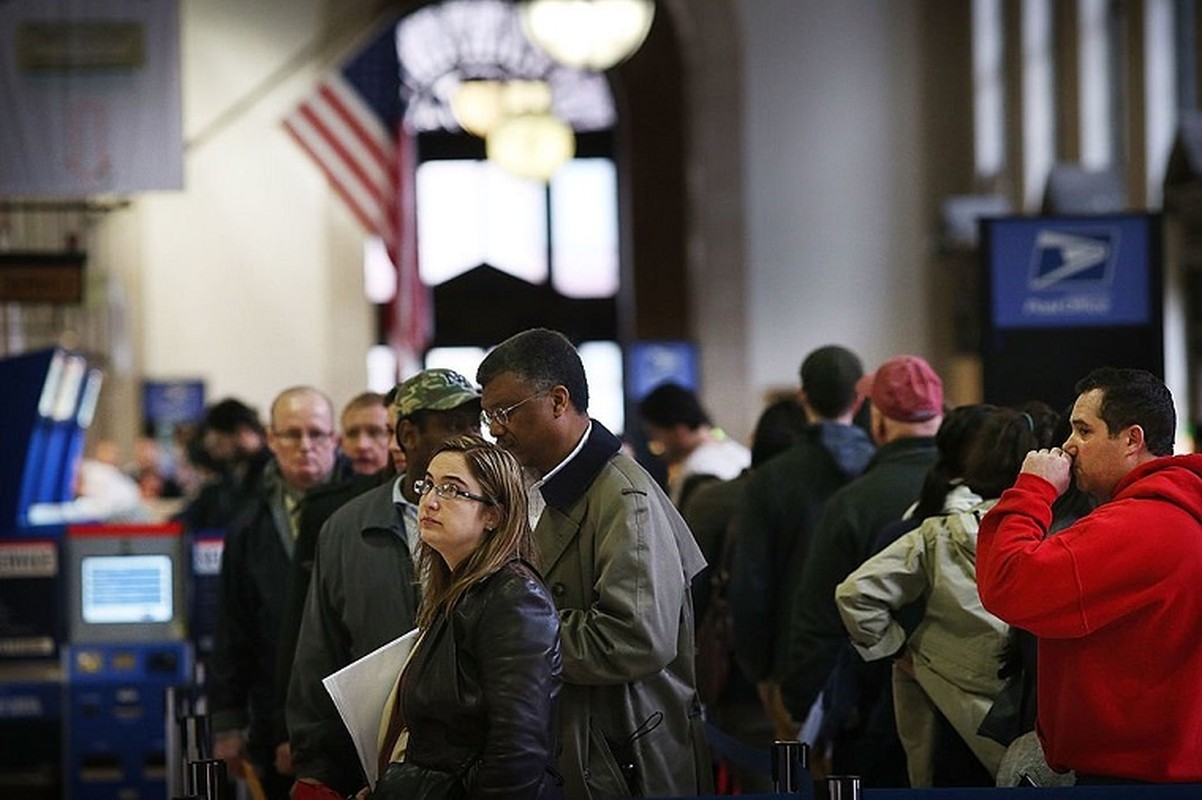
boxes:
[1020,448,1073,497]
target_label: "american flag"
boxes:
[283,21,430,368]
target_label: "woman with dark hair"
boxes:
[371,435,562,799]
[834,407,1039,786]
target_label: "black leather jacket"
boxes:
[390,559,563,799]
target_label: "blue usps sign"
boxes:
[142,380,205,425]
[627,341,698,400]
[988,215,1153,329]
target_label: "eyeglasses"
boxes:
[272,428,336,447]
[413,478,493,505]
[480,390,545,429]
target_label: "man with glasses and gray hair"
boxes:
[211,386,349,800]
[287,369,481,800]
[476,328,711,798]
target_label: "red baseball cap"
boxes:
[856,355,944,422]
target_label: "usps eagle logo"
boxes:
[1027,229,1118,291]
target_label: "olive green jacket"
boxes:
[536,422,711,798]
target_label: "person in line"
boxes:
[637,381,751,508]
[730,344,874,741]
[176,397,271,531]
[977,367,1202,784]
[476,328,711,798]
[272,389,399,778]
[815,403,997,788]
[211,386,348,799]
[289,370,481,800]
[338,391,393,476]
[683,396,808,793]
[373,435,562,799]
[783,354,944,785]
[836,406,1039,786]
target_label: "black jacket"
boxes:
[273,467,395,745]
[381,560,562,800]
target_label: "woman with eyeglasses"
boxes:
[370,434,563,800]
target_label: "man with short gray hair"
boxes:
[212,386,344,800]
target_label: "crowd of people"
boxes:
[155,327,1200,798]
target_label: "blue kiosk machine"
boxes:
[0,347,193,799]
[62,523,191,800]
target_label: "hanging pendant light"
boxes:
[451,79,556,138]
[449,79,506,137]
[486,112,576,182]
[519,0,655,71]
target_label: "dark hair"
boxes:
[476,328,590,413]
[638,383,710,430]
[1014,400,1060,449]
[911,404,997,520]
[1075,367,1175,456]
[800,345,863,418]
[186,425,219,472]
[416,435,537,629]
[963,407,1042,499]
[204,398,264,435]
[750,398,808,467]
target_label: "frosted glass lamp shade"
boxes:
[520,0,655,71]
[486,113,576,182]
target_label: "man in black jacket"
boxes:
[730,345,874,740]
[783,355,943,785]
[210,386,347,800]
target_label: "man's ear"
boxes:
[548,384,571,417]
[1124,423,1146,455]
[398,419,418,453]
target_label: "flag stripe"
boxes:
[283,112,390,238]
[294,103,395,236]
[317,81,392,169]
[296,100,390,203]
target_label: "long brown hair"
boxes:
[415,434,539,629]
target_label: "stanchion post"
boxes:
[772,739,809,793]
[186,758,228,800]
[826,774,862,800]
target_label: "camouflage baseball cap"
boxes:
[392,368,480,417]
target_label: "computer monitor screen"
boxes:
[67,524,186,643]
[80,554,173,624]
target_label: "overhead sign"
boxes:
[987,215,1154,329]
[0,0,182,195]
[142,380,205,426]
[627,341,698,400]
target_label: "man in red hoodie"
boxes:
[977,367,1202,784]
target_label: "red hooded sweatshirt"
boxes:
[978,454,1202,782]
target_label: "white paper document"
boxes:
[322,628,419,788]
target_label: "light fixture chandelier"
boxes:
[397,0,620,181]
[519,0,655,71]
[486,112,576,182]
[449,78,554,138]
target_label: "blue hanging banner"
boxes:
[142,380,205,427]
